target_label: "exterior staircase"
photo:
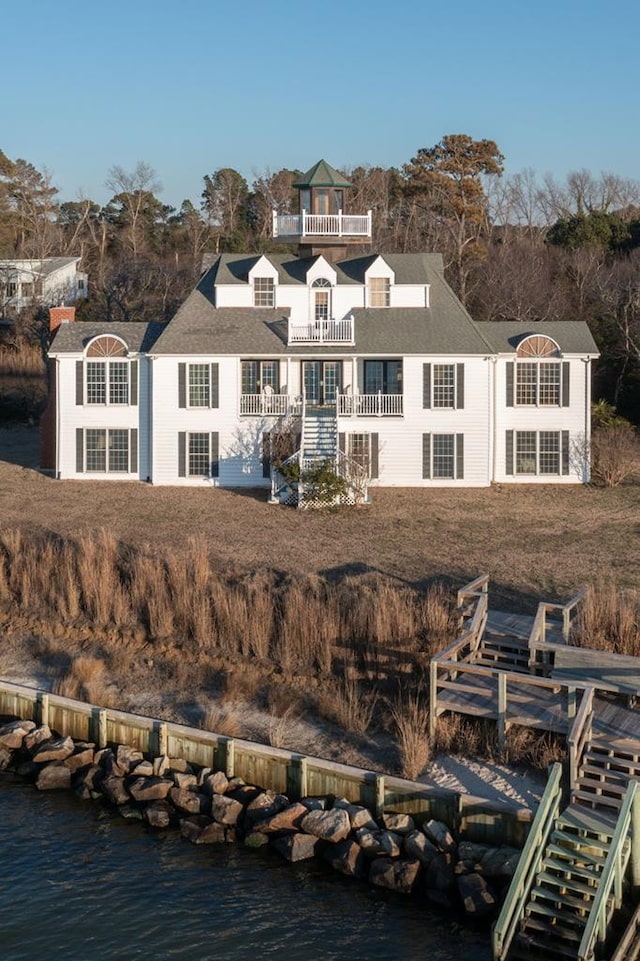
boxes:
[494,726,640,961]
[301,405,338,463]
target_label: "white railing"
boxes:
[288,317,354,345]
[338,392,404,417]
[239,394,301,417]
[272,210,372,239]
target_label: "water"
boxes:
[0,775,491,961]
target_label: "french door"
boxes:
[303,361,342,405]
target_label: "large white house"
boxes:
[43,160,598,499]
[1,257,87,313]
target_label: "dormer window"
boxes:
[312,277,332,321]
[368,277,390,308]
[253,277,275,308]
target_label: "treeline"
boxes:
[1,136,640,421]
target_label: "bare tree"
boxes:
[105,162,162,259]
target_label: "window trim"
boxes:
[253,276,275,308]
[368,276,390,308]
[422,432,464,480]
[241,359,280,395]
[85,359,131,406]
[506,429,570,477]
[77,427,137,474]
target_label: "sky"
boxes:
[2,0,639,209]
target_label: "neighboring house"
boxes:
[43,160,598,497]
[0,257,87,314]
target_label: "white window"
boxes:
[241,360,279,394]
[85,429,130,473]
[516,431,561,475]
[515,362,561,406]
[368,277,390,307]
[86,361,130,405]
[188,364,210,407]
[312,278,332,321]
[254,277,275,307]
[348,433,371,470]
[433,364,455,408]
[188,432,210,476]
[432,434,456,478]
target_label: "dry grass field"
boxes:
[1,426,639,609]
[1,424,639,779]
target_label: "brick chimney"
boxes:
[49,306,76,333]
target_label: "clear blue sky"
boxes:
[3,0,639,208]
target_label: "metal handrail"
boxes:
[492,763,564,961]
[578,779,639,961]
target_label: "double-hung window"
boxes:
[86,360,129,405]
[368,277,390,307]
[80,428,135,474]
[188,364,210,407]
[254,277,275,307]
[515,362,561,406]
[422,433,464,480]
[507,430,569,476]
[423,363,464,409]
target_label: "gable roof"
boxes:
[49,321,165,354]
[205,252,445,287]
[293,159,352,189]
[478,321,599,355]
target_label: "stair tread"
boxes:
[579,762,630,782]
[524,902,587,932]
[557,805,617,834]
[516,927,583,958]
[571,789,622,811]
[577,776,628,796]
[546,842,607,867]
[542,854,603,881]
[537,869,601,897]
[531,884,594,911]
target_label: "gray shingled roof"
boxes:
[478,322,599,355]
[0,257,81,277]
[49,321,165,354]
[206,252,445,287]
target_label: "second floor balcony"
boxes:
[273,210,372,240]
[288,316,355,346]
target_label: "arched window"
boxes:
[514,335,563,406]
[312,277,332,322]
[83,335,132,405]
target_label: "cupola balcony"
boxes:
[272,210,372,241]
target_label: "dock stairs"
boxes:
[443,578,640,961]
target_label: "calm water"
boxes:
[0,775,491,961]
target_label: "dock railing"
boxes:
[567,686,594,796]
[528,588,588,671]
[492,762,564,961]
[578,779,640,961]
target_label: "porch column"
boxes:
[351,357,358,395]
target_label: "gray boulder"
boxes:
[300,808,351,842]
[253,802,308,834]
[404,830,439,866]
[425,852,457,908]
[422,819,457,855]
[169,786,208,815]
[457,872,496,917]
[244,791,290,830]
[36,761,71,791]
[381,812,415,836]
[145,800,173,828]
[102,775,130,806]
[32,736,75,764]
[210,793,243,826]
[24,725,52,752]
[127,776,173,802]
[323,839,367,878]
[271,833,320,863]
[116,744,144,773]
[0,719,35,749]
[64,743,95,773]
[202,771,229,795]
[333,798,377,831]
[370,858,421,894]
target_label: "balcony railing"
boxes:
[288,317,354,345]
[338,393,404,417]
[239,393,302,416]
[273,210,372,239]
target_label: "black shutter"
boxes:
[211,362,219,408]
[178,432,186,477]
[76,429,84,473]
[506,362,514,407]
[130,360,138,406]
[422,433,431,479]
[178,363,186,408]
[456,364,465,409]
[505,430,514,475]
[370,433,379,479]
[262,431,271,478]
[338,432,346,454]
[423,363,431,409]
[562,362,570,407]
[75,361,83,405]
[130,429,138,474]
[455,434,464,479]
[562,431,570,475]
[210,432,219,478]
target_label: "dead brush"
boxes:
[0,342,44,376]
[503,727,565,770]
[75,530,130,628]
[433,713,485,757]
[388,686,431,780]
[317,677,378,737]
[199,702,242,738]
[576,584,640,655]
[129,552,174,639]
[267,703,299,748]
[221,664,263,704]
